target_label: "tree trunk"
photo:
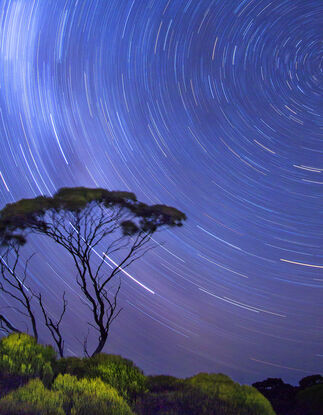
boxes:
[91,332,108,356]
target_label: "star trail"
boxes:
[0,0,322,385]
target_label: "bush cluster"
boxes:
[53,374,133,415]
[0,334,135,415]
[0,375,134,415]
[0,378,64,415]
[3,333,309,415]
[55,353,147,403]
[86,354,147,402]
[0,333,55,387]
[135,373,275,415]
[0,333,55,377]
[188,373,275,415]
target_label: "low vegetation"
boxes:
[0,378,64,415]
[135,373,275,415]
[55,353,147,403]
[0,333,55,388]
[252,375,323,415]
[0,333,320,415]
[52,374,134,415]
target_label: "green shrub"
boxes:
[55,353,147,404]
[0,333,56,379]
[187,373,276,415]
[84,354,147,403]
[0,378,64,415]
[53,373,134,415]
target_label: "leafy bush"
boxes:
[188,373,276,415]
[87,354,147,403]
[0,378,64,415]
[53,374,134,415]
[55,353,147,404]
[0,333,56,382]
[0,371,34,400]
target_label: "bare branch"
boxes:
[0,314,21,334]
[36,291,67,358]
[0,246,38,341]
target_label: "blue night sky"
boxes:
[0,0,322,385]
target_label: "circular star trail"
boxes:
[0,0,322,384]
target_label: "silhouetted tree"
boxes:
[252,377,296,415]
[299,374,323,390]
[0,187,186,356]
[252,377,284,390]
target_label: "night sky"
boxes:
[0,0,322,385]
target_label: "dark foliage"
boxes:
[54,357,88,379]
[146,375,185,393]
[135,372,275,415]
[135,385,274,415]
[0,372,29,399]
[0,187,186,246]
[253,374,323,415]
[296,384,323,415]
[299,374,323,390]
[135,387,230,415]
[253,377,297,415]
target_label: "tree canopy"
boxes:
[0,187,186,246]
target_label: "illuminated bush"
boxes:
[53,373,134,415]
[0,378,64,415]
[87,354,147,402]
[0,333,55,381]
[54,353,147,404]
[188,373,276,415]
